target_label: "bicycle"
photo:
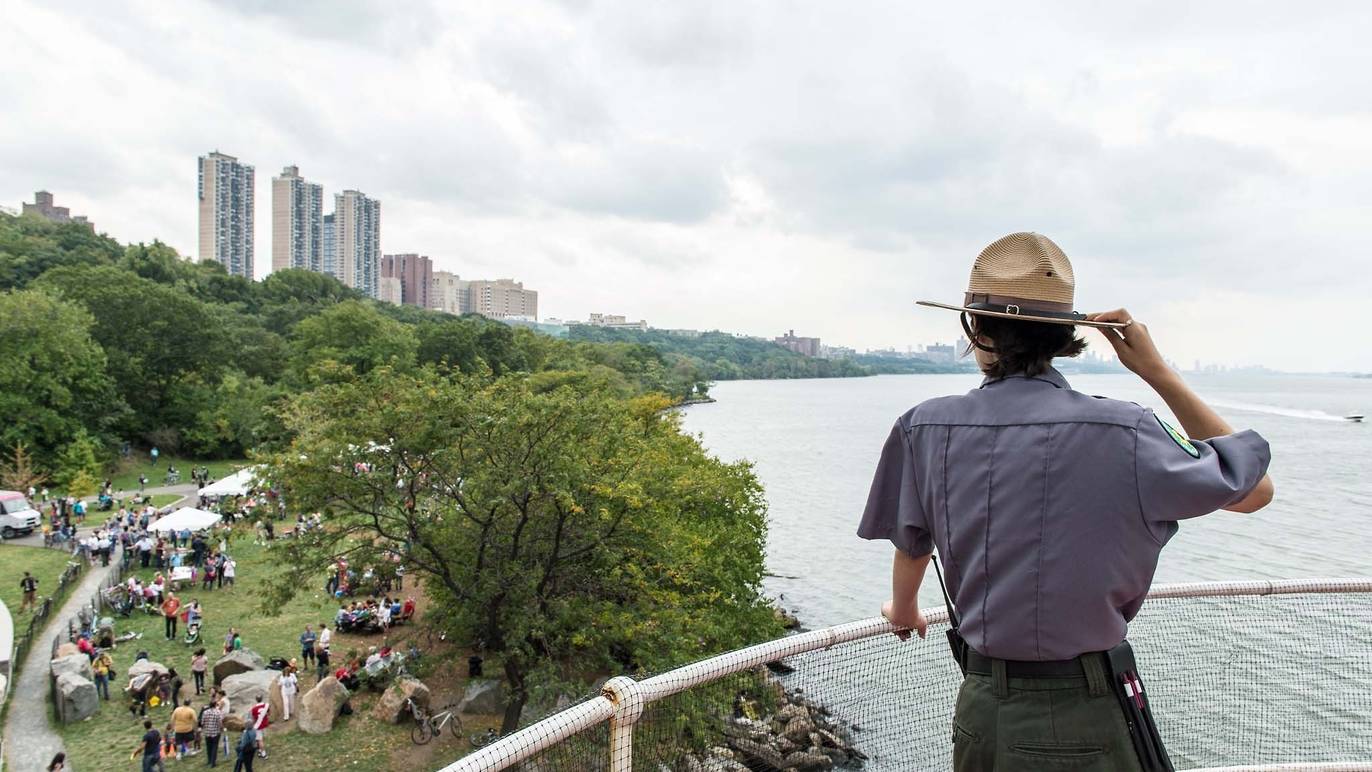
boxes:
[469,728,501,748]
[408,698,462,745]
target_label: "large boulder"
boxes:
[56,672,99,722]
[371,677,430,724]
[222,713,246,732]
[213,649,265,685]
[221,670,279,722]
[50,654,94,681]
[54,642,80,659]
[297,676,350,735]
[457,678,506,715]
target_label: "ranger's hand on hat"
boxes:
[881,598,927,641]
[1085,309,1171,384]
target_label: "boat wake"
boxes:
[1209,398,1356,422]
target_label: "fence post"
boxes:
[601,676,644,772]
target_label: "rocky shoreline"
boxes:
[675,679,866,772]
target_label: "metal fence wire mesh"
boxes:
[444,581,1372,771]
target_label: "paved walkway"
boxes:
[2,554,118,772]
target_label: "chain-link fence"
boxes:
[439,579,1372,772]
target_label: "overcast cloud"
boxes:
[3,0,1370,371]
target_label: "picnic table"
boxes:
[169,566,194,590]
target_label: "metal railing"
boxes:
[440,578,1372,772]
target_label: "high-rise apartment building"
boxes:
[321,213,336,278]
[380,253,433,308]
[22,191,93,230]
[333,190,380,297]
[378,276,403,305]
[429,270,469,315]
[271,166,324,274]
[197,151,255,278]
[469,279,538,320]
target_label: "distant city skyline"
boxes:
[5,2,1372,371]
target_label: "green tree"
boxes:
[0,289,122,466]
[0,212,122,289]
[55,430,102,491]
[256,268,361,335]
[290,300,419,381]
[34,265,227,436]
[415,318,485,373]
[167,371,282,458]
[262,369,780,732]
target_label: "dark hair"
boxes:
[964,313,1087,379]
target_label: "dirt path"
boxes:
[2,555,118,772]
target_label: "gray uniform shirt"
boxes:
[857,367,1271,661]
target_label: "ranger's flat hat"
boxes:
[917,232,1126,329]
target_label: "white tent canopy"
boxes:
[149,507,221,533]
[199,466,260,497]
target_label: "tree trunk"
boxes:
[501,660,529,734]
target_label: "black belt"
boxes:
[964,649,1097,679]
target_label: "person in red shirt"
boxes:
[77,635,94,658]
[161,592,181,640]
[249,697,271,759]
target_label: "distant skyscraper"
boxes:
[197,151,255,278]
[380,253,433,308]
[271,166,324,274]
[322,213,336,279]
[334,190,380,297]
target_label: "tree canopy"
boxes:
[262,368,781,731]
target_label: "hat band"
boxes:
[964,293,1085,322]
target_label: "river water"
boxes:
[679,372,1372,626]
[677,372,1372,767]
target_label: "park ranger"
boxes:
[858,233,1273,771]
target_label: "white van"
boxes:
[0,490,42,538]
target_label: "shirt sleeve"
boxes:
[1135,409,1271,522]
[856,418,934,556]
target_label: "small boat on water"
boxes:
[1347,414,1365,422]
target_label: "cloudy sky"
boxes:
[4,1,1370,371]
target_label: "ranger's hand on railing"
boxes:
[882,598,927,642]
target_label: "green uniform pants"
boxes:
[952,657,1145,771]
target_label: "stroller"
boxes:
[104,586,134,617]
[184,619,201,645]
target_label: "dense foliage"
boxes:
[263,368,782,731]
[568,325,874,380]
[0,212,737,475]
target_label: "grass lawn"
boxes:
[55,527,498,771]
[0,544,79,629]
[107,456,249,494]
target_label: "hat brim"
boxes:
[916,300,1128,330]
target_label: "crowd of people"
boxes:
[16,458,442,770]
[131,686,269,770]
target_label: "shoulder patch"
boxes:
[1154,415,1200,459]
